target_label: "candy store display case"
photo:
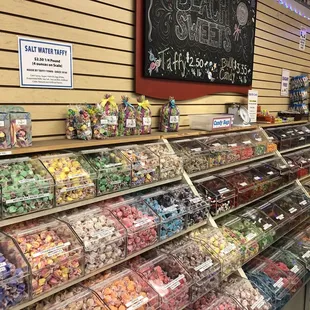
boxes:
[58,206,126,273]
[119,145,160,187]
[265,128,292,151]
[89,269,160,310]
[169,138,210,174]
[0,232,30,309]
[142,190,187,240]
[135,254,192,310]
[190,227,242,278]
[217,215,262,264]
[299,124,310,144]
[281,156,299,181]
[40,153,96,206]
[247,129,269,156]
[170,241,221,302]
[290,186,310,209]
[221,275,272,310]
[145,142,183,180]
[109,198,159,255]
[283,126,306,148]
[0,157,54,219]
[4,218,84,297]
[81,148,131,196]
[193,176,236,216]
[199,294,243,310]
[168,185,209,227]
[283,151,310,178]
[231,132,257,160]
[263,158,293,184]
[264,131,278,154]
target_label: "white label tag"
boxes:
[300,200,307,206]
[276,214,284,220]
[255,138,262,142]
[190,197,202,204]
[221,243,236,255]
[134,218,152,228]
[33,242,71,258]
[163,205,178,213]
[302,250,310,258]
[280,165,287,169]
[0,151,12,156]
[301,160,307,164]
[242,140,252,145]
[218,187,230,194]
[254,176,261,181]
[289,164,295,168]
[100,119,108,125]
[291,265,299,274]
[92,227,115,239]
[162,274,184,291]
[126,119,136,128]
[246,232,257,241]
[16,119,27,126]
[273,277,284,288]
[267,171,274,175]
[228,143,237,147]
[0,267,6,272]
[60,183,94,193]
[0,121,4,127]
[0,262,6,268]
[251,296,265,309]
[240,182,248,187]
[194,259,213,272]
[191,148,202,152]
[6,193,50,204]
[126,296,149,310]
[263,223,272,230]
[299,131,305,135]
[289,207,297,214]
[170,116,179,124]
[212,143,221,147]
[107,115,117,125]
[143,117,152,126]
[19,178,36,184]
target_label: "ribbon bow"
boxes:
[122,96,134,109]
[101,95,117,108]
[138,99,150,110]
[169,97,176,107]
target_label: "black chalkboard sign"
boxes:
[144,0,257,86]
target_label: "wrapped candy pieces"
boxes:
[76,106,92,140]
[0,112,11,149]
[10,110,32,147]
[118,96,136,136]
[159,97,180,132]
[136,95,152,135]
[65,106,78,140]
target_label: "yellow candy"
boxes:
[39,278,46,286]
[48,167,55,174]
[63,167,70,173]
[67,197,73,201]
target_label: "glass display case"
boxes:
[265,131,278,153]
[170,139,210,174]
[193,176,236,216]
[145,142,183,180]
[190,227,242,278]
[0,232,30,309]
[284,151,310,178]
[283,126,306,148]
[119,145,160,186]
[142,190,187,240]
[4,218,84,297]
[59,206,126,273]
[265,128,292,151]
[281,156,299,181]
[81,148,131,196]
[299,124,310,144]
[168,185,209,227]
[109,198,159,254]
[170,241,221,302]
[0,157,54,219]
[136,254,192,310]
[231,132,256,160]
[89,269,160,310]
[263,158,294,184]
[40,153,96,206]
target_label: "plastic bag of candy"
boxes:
[118,95,136,136]
[136,95,152,135]
[159,96,180,132]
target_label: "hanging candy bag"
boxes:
[136,95,152,135]
[65,105,78,140]
[76,105,92,140]
[118,96,136,136]
[159,97,180,132]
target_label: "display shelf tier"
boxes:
[259,120,308,128]
[189,153,276,178]
[281,144,310,154]
[213,181,296,220]
[0,176,182,228]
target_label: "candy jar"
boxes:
[194,176,236,217]
[87,269,160,310]
[0,157,54,219]
[4,218,84,297]
[0,232,30,309]
[0,112,11,149]
[118,96,136,136]
[40,153,96,206]
[145,142,183,180]
[159,97,180,132]
[120,145,160,186]
[109,198,159,254]
[59,206,126,273]
[136,254,192,310]
[81,148,131,196]
[65,106,78,140]
[142,190,187,240]
[75,105,92,140]
[136,95,152,135]
[10,110,32,147]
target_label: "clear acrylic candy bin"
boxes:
[145,142,183,180]
[119,145,160,187]
[142,190,187,240]
[263,158,292,185]
[109,198,159,254]
[193,176,236,217]
[265,128,292,151]
[40,153,96,206]
[136,254,192,310]
[81,148,131,196]
[0,157,54,219]
[59,206,126,273]
[4,218,84,297]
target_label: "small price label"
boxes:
[16,119,27,126]
[302,250,310,258]
[273,277,284,288]
[267,171,274,175]
[300,200,308,206]
[218,187,230,194]
[221,243,236,255]
[0,121,4,127]
[289,207,297,214]
[170,116,179,123]
[291,265,299,274]
[240,182,248,187]
[246,232,257,241]
[143,117,152,126]
[0,151,12,156]
[263,223,272,230]
[251,296,265,309]
[100,119,108,125]
[134,218,152,228]
[107,116,117,125]
[126,119,136,128]
[276,214,284,220]
[190,197,202,204]
[254,176,261,181]
[194,259,213,272]
[191,148,202,152]
[242,140,252,144]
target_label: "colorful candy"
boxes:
[76,106,92,141]
[0,112,11,149]
[159,97,180,132]
[118,96,136,136]
[136,96,152,135]
[10,110,32,147]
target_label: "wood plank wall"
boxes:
[0,0,309,140]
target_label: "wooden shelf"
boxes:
[258,120,308,128]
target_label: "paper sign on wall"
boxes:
[248,90,258,123]
[299,27,307,51]
[18,37,73,89]
[281,69,290,96]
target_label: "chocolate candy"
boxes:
[146,142,183,180]
[61,207,126,273]
[5,219,84,297]
[143,191,186,240]
[120,146,160,186]
[10,110,32,147]
[0,158,54,218]
[41,153,96,206]
[118,96,136,136]
[82,148,131,196]
[110,199,159,254]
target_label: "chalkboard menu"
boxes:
[144,0,257,86]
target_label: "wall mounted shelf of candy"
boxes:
[0,124,309,310]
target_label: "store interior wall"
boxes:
[0,0,309,140]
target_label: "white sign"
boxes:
[299,27,307,51]
[18,37,73,88]
[248,90,258,122]
[281,69,290,96]
[212,117,232,129]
